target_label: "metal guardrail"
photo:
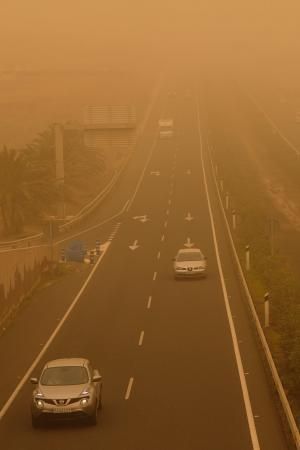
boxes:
[209,149,300,449]
[58,138,136,233]
[0,232,43,251]
[56,76,162,233]
[0,132,136,251]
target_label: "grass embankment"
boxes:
[207,95,300,423]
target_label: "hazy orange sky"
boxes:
[1,0,300,71]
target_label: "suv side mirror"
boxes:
[92,374,102,382]
[30,377,38,384]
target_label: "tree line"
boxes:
[0,126,104,237]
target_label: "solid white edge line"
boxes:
[196,100,261,450]
[0,241,111,421]
[138,331,145,346]
[125,377,134,400]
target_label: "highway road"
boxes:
[0,82,291,449]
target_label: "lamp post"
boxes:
[54,123,65,220]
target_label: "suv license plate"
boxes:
[53,408,73,413]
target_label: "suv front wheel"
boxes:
[31,415,41,428]
[89,406,98,425]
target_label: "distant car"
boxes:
[158,118,174,138]
[173,248,207,278]
[30,358,102,427]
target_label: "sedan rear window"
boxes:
[41,366,89,386]
[177,252,203,262]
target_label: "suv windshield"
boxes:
[41,366,89,386]
[177,252,203,262]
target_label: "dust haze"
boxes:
[1,0,300,147]
[1,0,300,78]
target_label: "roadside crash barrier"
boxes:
[60,248,66,263]
[209,150,300,449]
[89,250,95,265]
[96,240,101,255]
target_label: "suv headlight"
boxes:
[80,398,89,406]
[35,399,44,409]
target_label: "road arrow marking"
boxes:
[185,212,194,221]
[133,215,149,223]
[184,237,194,248]
[150,171,160,176]
[129,240,139,251]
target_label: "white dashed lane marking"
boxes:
[125,378,134,400]
[147,296,152,309]
[138,331,145,346]
[108,222,122,241]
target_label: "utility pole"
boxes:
[54,123,65,219]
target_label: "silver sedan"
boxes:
[173,248,207,278]
[30,358,102,427]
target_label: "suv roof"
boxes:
[45,358,89,368]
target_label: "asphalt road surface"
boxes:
[0,82,291,449]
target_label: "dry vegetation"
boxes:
[205,80,300,422]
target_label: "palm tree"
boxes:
[0,146,57,235]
